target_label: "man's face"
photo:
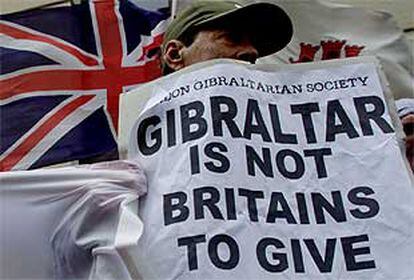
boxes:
[162,28,259,73]
[181,28,259,67]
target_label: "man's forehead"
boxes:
[196,25,249,37]
[194,28,245,39]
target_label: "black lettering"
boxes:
[164,192,189,226]
[190,145,200,175]
[348,186,380,219]
[296,193,310,224]
[166,109,176,147]
[276,149,305,179]
[208,234,240,270]
[348,78,358,87]
[210,96,242,138]
[177,234,206,271]
[181,101,208,143]
[326,100,359,141]
[339,79,348,89]
[314,82,324,91]
[304,148,332,179]
[246,145,274,178]
[312,191,347,224]
[304,239,336,273]
[324,81,334,90]
[207,77,218,88]
[225,188,237,220]
[306,83,314,93]
[239,188,264,222]
[244,99,272,142]
[217,76,228,86]
[291,103,320,143]
[354,96,394,136]
[194,186,224,220]
[204,142,230,173]
[229,77,240,87]
[269,104,298,144]
[137,115,161,155]
[266,192,297,224]
[194,81,203,90]
[292,84,303,94]
[256,238,288,272]
[341,234,376,271]
[358,76,368,86]
[291,239,305,273]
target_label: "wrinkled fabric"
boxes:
[0,160,146,279]
[396,98,414,118]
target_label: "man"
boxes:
[161,1,293,75]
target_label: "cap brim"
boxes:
[194,2,293,57]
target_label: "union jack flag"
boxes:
[0,0,169,171]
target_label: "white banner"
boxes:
[123,58,414,279]
[0,161,146,280]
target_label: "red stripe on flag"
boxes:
[138,34,164,61]
[93,0,124,130]
[120,59,161,84]
[0,95,94,171]
[94,1,123,69]
[0,22,99,67]
[0,60,161,100]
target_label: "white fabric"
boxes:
[396,98,414,118]
[0,160,146,279]
[123,59,414,279]
[257,0,414,100]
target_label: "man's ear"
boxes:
[163,40,186,72]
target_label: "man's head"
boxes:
[161,1,293,75]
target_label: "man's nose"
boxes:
[236,44,259,64]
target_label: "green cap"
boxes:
[163,1,293,57]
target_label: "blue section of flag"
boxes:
[31,107,118,169]
[0,96,69,154]
[0,47,58,74]
[1,2,98,57]
[120,0,169,54]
